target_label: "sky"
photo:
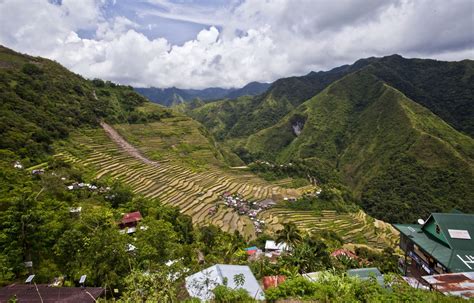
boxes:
[0,0,473,89]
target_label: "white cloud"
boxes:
[0,0,472,88]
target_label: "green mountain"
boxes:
[188,56,474,223]
[134,81,271,107]
[0,45,172,164]
[187,59,372,140]
[247,70,473,221]
[188,55,473,139]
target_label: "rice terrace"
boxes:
[55,114,398,247]
[1,1,473,300]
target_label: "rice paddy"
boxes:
[55,117,398,247]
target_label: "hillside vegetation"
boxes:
[188,55,473,138]
[187,56,474,223]
[0,46,172,165]
[250,71,473,222]
[186,59,373,140]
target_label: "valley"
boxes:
[0,42,471,301]
[55,115,397,247]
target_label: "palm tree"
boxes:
[275,222,302,249]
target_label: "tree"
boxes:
[282,236,330,273]
[135,218,178,266]
[275,222,302,249]
[119,268,181,302]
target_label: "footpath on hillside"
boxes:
[100,122,160,167]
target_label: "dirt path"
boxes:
[100,122,160,167]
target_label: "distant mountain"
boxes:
[134,81,271,106]
[188,55,474,223]
[226,82,272,99]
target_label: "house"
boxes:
[126,243,136,252]
[258,199,276,209]
[393,212,474,276]
[244,246,260,255]
[185,264,265,301]
[262,276,286,290]
[119,211,142,229]
[69,206,82,214]
[347,267,385,286]
[265,240,289,254]
[0,284,104,303]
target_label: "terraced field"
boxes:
[55,117,398,247]
[55,118,303,239]
[260,208,398,249]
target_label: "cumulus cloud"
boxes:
[0,0,472,88]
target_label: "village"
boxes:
[3,208,472,302]
[215,192,278,234]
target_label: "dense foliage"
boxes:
[0,46,171,164]
[0,153,250,298]
[265,273,465,303]
[369,55,474,136]
[360,155,474,223]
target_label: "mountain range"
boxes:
[185,55,474,222]
[0,44,472,223]
[134,81,271,106]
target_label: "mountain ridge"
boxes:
[134,81,271,106]
[187,56,474,222]
[187,55,473,139]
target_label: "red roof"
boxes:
[121,211,142,225]
[331,249,358,259]
[262,276,286,290]
[0,284,104,303]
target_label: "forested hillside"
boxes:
[188,56,474,223]
[0,46,172,165]
[187,58,374,139]
[188,55,473,138]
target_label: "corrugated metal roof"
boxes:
[422,272,474,299]
[121,211,142,224]
[265,240,288,251]
[185,264,265,301]
[0,284,104,303]
[262,276,286,290]
[347,267,382,279]
[347,268,384,286]
[331,249,358,259]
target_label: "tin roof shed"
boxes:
[422,272,474,299]
[185,264,264,301]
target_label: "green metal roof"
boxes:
[429,213,474,251]
[393,213,474,273]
